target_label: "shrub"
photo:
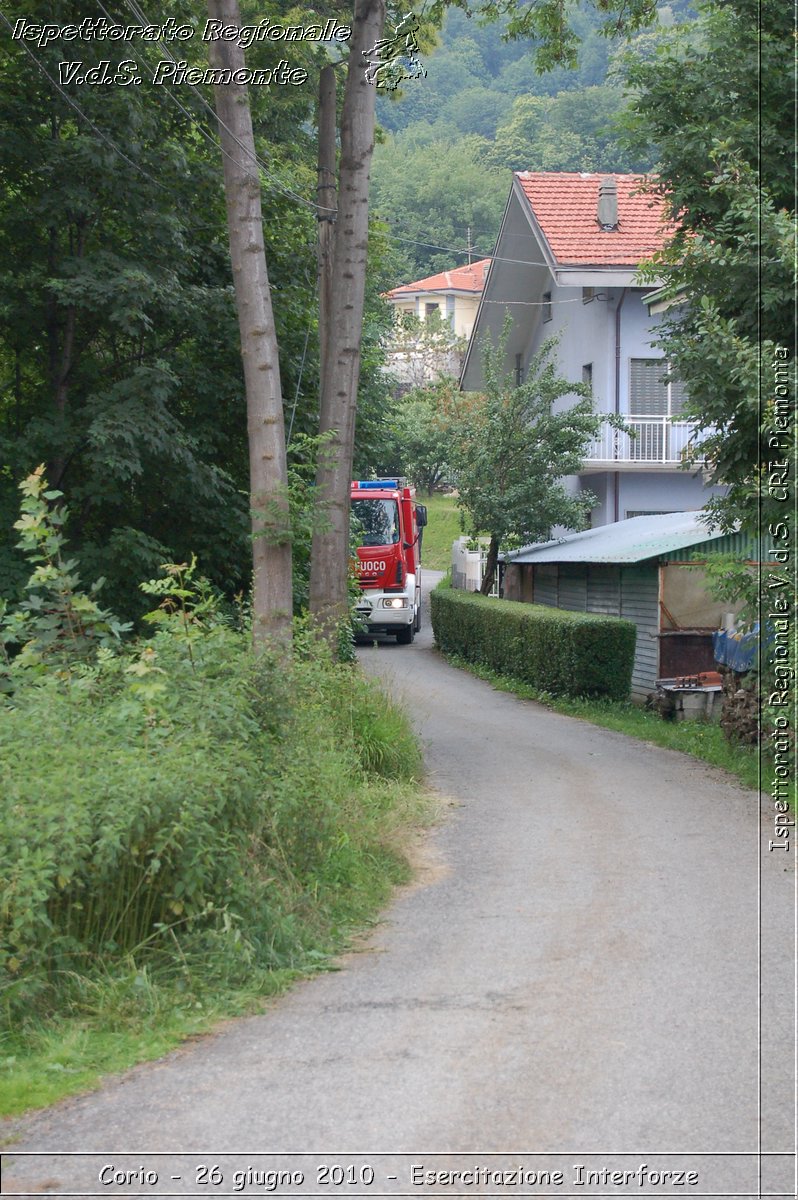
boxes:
[431,585,635,700]
[0,475,425,1034]
[0,618,423,1026]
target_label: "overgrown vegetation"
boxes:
[0,473,426,1116]
[431,580,635,700]
[621,0,795,537]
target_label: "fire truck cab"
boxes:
[351,478,427,643]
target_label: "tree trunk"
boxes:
[309,0,386,641]
[317,64,337,402]
[480,534,500,596]
[207,0,292,649]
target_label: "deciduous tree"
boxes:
[445,328,612,595]
[309,0,387,640]
[620,0,795,534]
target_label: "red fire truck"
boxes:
[351,478,427,643]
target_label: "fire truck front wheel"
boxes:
[396,622,414,645]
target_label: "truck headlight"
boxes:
[382,597,409,608]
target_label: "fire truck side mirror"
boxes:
[416,504,428,528]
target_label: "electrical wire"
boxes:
[0,6,170,192]
[0,6,640,303]
[122,0,325,214]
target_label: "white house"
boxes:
[461,172,726,526]
[384,258,490,387]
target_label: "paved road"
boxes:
[4,573,794,1198]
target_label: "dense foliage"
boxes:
[620,0,795,534]
[431,583,636,700]
[372,5,668,281]
[0,0,397,621]
[1,604,421,1029]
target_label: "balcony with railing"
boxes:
[582,416,707,472]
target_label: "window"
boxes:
[515,353,524,387]
[629,358,686,415]
[628,359,689,461]
[542,292,552,322]
[626,510,678,518]
[351,499,400,547]
[582,363,593,388]
[425,301,439,317]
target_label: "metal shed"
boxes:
[502,513,760,700]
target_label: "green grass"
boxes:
[420,493,464,571]
[441,651,760,791]
[0,623,433,1120]
[0,777,432,1119]
[0,967,302,1116]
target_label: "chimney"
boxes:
[597,177,618,231]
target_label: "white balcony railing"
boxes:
[585,417,706,466]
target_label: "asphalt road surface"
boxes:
[4,571,795,1199]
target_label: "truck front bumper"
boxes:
[355,591,414,632]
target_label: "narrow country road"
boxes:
[4,573,794,1198]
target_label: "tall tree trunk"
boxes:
[309,0,386,640]
[317,64,337,401]
[480,534,500,596]
[207,0,292,649]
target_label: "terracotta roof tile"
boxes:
[516,172,675,266]
[386,257,491,298]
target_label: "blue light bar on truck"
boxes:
[354,479,399,489]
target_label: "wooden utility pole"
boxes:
[207,0,292,649]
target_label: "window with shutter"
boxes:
[629,359,688,415]
[629,359,668,415]
[628,360,690,461]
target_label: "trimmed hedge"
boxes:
[431,584,636,700]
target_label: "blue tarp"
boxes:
[713,625,759,672]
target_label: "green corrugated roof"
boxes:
[504,511,759,565]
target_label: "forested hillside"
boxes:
[371,3,692,282]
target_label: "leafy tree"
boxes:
[388,378,456,495]
[0,0,322,623]
[620,0,795,534]
[444,328,613,594]
[383,308,467,393]
[309,0,389,641]
[439,86,512,140]
[0,466,131,685]
[370,130,508,279]
[430,0,663,71]
[207,0,294,648]
[488,86,654,172]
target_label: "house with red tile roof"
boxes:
[461,172,726,526]
[385,257,490,340]
[384,259,490,388]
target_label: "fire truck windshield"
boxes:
[351,498,400,547]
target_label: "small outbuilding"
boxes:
[502,512,759,700]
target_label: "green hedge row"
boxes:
[431,584,636,700]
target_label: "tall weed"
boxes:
[0,617,424,1032]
